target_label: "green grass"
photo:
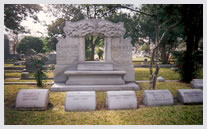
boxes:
[135,68,180,80]
[4,79,54,83]
[132,57,151,61]
[5,73,21,78]
[5,71,54,78]
[4,83,203,125]
[4,64,25,67]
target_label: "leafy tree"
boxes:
[4,4,42,33]
[16,36,44,54]
[176,4,203,82]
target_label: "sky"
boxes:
[20,5,57,37]
[19,4,141,37]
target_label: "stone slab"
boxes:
[77,62,113,71]
[64,70,126,85]
[65,91,96,111]
[16,89,49,110]
[106,91,137,110]
[50,82,140,91]
[143,90,174,106]
[191,79,203,89]
[177,89,203,104]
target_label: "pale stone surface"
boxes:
[50,82,140,91]
[106,91,137,110]
[191,79,203,89]
[21,72,29,79]
[45,53,56,64]
[64,71,126,85]
[16,89,49,110]
[143,90,174,106]
[177,89,203,104]
[65,91,96,111]
[52,19,138,91]
[77,62,113,71]
[157,76,165,82]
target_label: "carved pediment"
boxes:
[63,19,125,37]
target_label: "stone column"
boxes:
[79,37,85,62]
[104,37,112,62]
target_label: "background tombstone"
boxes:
[65,91,96,111]
[191,79,203,89]
[143,90,174,106]
[177,89,203,104]
[21,72,29,79]
[106,91,137,110]
[16,89,49,110]
[157,76,165,82]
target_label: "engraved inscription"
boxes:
[22,92,40,101]
[148,92,171,102]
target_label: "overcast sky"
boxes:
[19,4,141,37]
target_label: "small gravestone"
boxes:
[106,91,137,110]
[143,90,174,106]
[16,89,49,110]
[157,76,165,82]
[21,72,29,79]
[65,91,96,111]
[191,79,203,89]
[177,89,203,104]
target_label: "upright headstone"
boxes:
[65,91,96,111]
[177,89,203,104]
[106,91,137,110]
[191,79,203,89]
[143,90,174,106]
[16,89,49,110]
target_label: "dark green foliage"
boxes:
[173,50,203,81]
[4,4,42,33]
[4,35,10,59]
[30,54,47,87]
[16,36,44,54]
[179,4,203,82]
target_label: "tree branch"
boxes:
[119,5,156,17]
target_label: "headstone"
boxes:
[191,79,203,89]
[16,89,49,110]
[65,91,96,111]
[157,76,165,82]
[177,89,203,104]
[21,72,29,79]
[143,90,174,106]
[106,91,137,110]
[45,53,56,64]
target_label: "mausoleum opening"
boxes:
[85,35,104,61]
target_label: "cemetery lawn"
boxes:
[4,82,203,125]
[135,68,180,80]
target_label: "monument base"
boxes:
[50,82,140,92]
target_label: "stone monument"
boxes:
[65,91,96,111]
[106,91,137,110]
[177,89,203,104]
[16,89,49,110]
[51,19,139,91]
[143,90,174,106]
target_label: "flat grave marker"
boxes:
[16,89,49,110]
[177,89,203,104]
[143,90,174,106]
[106,91,137,110]
[65,91,96,111]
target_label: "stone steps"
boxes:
[50,82,140,92]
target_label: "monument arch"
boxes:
[51,19,140,91]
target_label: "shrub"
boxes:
[30,54,47,87]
